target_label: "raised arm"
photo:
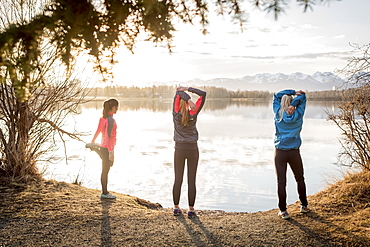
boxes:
[277,90,307,122]
[173,90,191,113]
[173,87,206,115]
[187,87,206,115]
[273,89,296,114]
[290,93,307,118]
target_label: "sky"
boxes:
[105,0,370,87]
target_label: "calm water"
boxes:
[41,99,346,212]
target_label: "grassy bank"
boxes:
[0,171,369,246]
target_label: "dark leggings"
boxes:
[274,148,308,211]
[99,148,113,195]
[173,148,199,207]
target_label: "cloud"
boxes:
[334,34,345,39]
[282,51,352,60]
[184,50,212,56]
[199,52,212,55]
[309,35,325,41]
[258,27,271,33]
[270,44,289,47]
[300,24,319,29]
[245,45,259,48]
[278,25,297,33]
[227,31,240,35]
[202,41,218,45]
[230,55,276,60]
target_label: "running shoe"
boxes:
[173,208,182,216]
[300,206,310,213]
[85,143,100,151]
[278,211,290,220]
[101,193,116,199]
[187,210,196,218]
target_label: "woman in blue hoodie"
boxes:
[273,89,309,220]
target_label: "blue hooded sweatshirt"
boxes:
[273,89,306,150]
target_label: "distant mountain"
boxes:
[180,72,346,92]
[347,71,370,85]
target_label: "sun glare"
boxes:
[87,0,370,86]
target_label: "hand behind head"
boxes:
[188,100,196,111]
[296,90,306,95]
[287,105,295,114]
[177,86,188,92]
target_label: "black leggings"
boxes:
[274,149,308,211]
[173,148,199,207]
[99,148,113,195]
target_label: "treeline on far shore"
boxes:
[85,85,344,100]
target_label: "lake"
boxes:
[40,98,346,212]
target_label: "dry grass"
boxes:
[1,172,370,246]
[308,169,370,240]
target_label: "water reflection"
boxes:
[82,98,339,115]
[83,99,172,112]
[41,99,345,213]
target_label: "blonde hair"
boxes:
[180,99,189,126]
[279,95,293,120]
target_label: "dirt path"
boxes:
[0,180,368,246]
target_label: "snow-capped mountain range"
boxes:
[178,72,346,92]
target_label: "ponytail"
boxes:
[278,95,293,120]
[180,99,189,126]
[102,98,119,118]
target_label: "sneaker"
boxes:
[85,143,100,151]
[101,193,116,199]
[173,208,182,216]
[278,211,290,220]
[300,206,310,213]
[187,210,196,218]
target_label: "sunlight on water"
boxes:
[40,99,347,212]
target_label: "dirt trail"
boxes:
[0,180,368,246]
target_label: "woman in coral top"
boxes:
[90,98,119,199]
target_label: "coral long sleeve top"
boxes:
[95,113,117,152]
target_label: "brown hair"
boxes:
[102,98,119,118]
[180,99,189,126]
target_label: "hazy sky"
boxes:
[110,0,369,86]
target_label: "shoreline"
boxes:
[1,174,369,246]
[83,96,342,102]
